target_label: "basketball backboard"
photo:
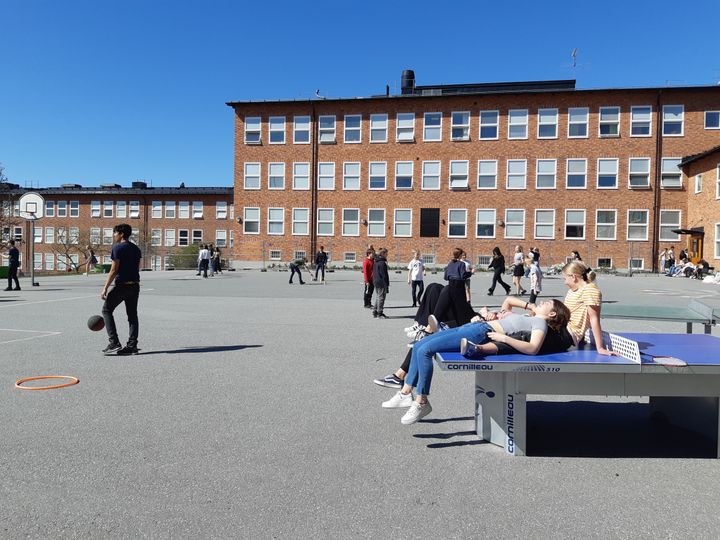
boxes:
[18,192,45,219]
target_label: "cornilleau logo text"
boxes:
[447,363,494,370]
[506,394,515,454]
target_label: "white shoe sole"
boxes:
[401,403,432,424]
[382,394,413,408]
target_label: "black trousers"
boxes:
[102,283,140,347]
[289,265,304,283]
[489,270,510,294]
[7,263,19,289]
[410,280,424,306]
[364,282,374,306]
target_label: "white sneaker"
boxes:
[404,322,421,334]
[382,391,413,408]
[401,401,433,424]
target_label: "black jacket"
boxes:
[373,256,390,289]
[488,255,506,273]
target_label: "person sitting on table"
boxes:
[383,299,570,425]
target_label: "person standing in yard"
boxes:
[407,250,425,308]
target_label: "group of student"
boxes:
[659,246,709,279]
[373,254,614,426]
[288,246,329,285]
[196,244,223,278]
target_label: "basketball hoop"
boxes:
[17,192,44,288]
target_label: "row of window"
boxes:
[242,207,682,242]
[243,158,687,191]
[26,227,232,247]
[245,106,719,145]
[148,201,232,220]
[149,229,232,247]
[10,200,235,220]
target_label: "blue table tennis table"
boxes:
[601,299,717,334]
[435,333,720,457]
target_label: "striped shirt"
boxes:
[564,282,602,343]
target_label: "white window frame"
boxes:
[449,160,469,190]
[394,208,412,237]
[268,116,286,144]
[566,158,587,189]
[447,208,467,238]
[317,162,335,190]
[102,228,113,245]
[395,161,413,190]
[695,174,703,194]
[215,230,227,247]
[423,112,442,141]
[597,158,619,189]
[44,227,54,244]
[565,209,586,240]
[317,208,335,236]
[369,114,388,143]
[192,230,203,244]
[216,201,227,219]
[659,210,681,242]
[293,115,311,144]
[396,113,415,142]
[151,201,162,219]
[451,111,470,141]
[504,209,525,239]
[475,209,496,238]
[90,200,100,218]
[534,209,555,239]
[595,209,617,241]
[342,208,360,237]
[478,110,499,140]
[627,209,649,241]
[243,207,260,235]
[292,208,309,236]
[244,162,261,190]
[151,228,162,246]
[477,160,498,190]
[267,207,284,235]
[46,201,56,217]
[705,111,720,130]
[164,229,176,247]
[129,201,140,219]
[292,162,310,190]
[116,201,127,219]
[179,201,189,219]
[58,226,67,244]
[568,107,589,138]
[70,200,79,217]
[599,106,621,137]
[508,109,528,139]
[318,115,336,143]
[421,161,441,190]
[344,114,362,143]
[628,158,651,189]
[630,106,652,137]
[507,159,527,190]
[192,201,203,219]
[343,162,361,191]
[662,105,684,137]
[57,201,67,218]
[536,159,557,189]
[537,108,558,139]
[178,229,189,246]
[165,201,176,218]
[102,201,113,218]
[244,116,261,144]
[715,224,720,259]
[369,162,387,190]
[268,162,285,190]
[367,208,386,237]
[661,158,682,189]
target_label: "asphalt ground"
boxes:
[1,268,719,538]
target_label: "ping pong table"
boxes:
[435,333,720,457]
[601,299,716,334]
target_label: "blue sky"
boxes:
[1,0,719,188]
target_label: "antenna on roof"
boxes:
[315,89,326,100]
[571,48,577,69]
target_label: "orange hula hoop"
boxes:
[15,375,79,391]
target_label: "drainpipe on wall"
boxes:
[651,90,664,273]
[310,105,318,258]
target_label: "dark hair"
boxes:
[452,247,463,260]
[492,247,502,257]
[548,300,571,331]
[113,223,132,239]
[8,239,15,246]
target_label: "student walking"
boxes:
[197,244,211,278]
[100,224,142,355]
[4,240,21,291]
[512,245,526,295]
[487,246,511,296]
[373,248,390,319]
[363,249,375,308]
[314,246,328,282]
[527,256,543,304]
[407,250,425,308]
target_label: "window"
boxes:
[479,110,499,140]
[344,115,362,143]
[244,162,261,189]
[507,159,527,189]
[695,174,703,194]
[716,224,720,258]
[369,162,387,190]
[476,209,496,238]
[192,230,203,244]
[44,227,54,244]
[566,159,587,189]
[395,161,413,189]
[448,209,467,238]
[268,208,284,235]
[597,258,612,269]
[90,228,100,244]
[449,161,469,189]
[102,228,113,245]
[44,253,54,271]
[705,111,720,130]
[102,201,113,218]
[396,113,415,142]
[245,116,261,144]
[596,209,617,240]
[151,229,161,246]
[179,201,189,219]
[537,108,558,138]
[342,208,360,236]
[192,201,203,218]
[535,209,555,239]
[318,115,336,143]
[165,201,176,218]
[504,209,525,239]
[46,201,55,217]
[344,252,357,264]
[269,249,281,261]
[179,229,189,246]
[151,201,162,218]
[422,161,440,190]
[629,258,644,270]
[627,209,649,240]
[70,201,79,217]
[536,159,557,189]
[268,162,285,189]
[717,165,720,199]
[229,204,234,220]
[34,253,42,270]
[116,201,126,218]
[662,105,684,136]
[292,208,309,235]
[599,106,620,137]
[568,107,589,138]
[420,208,440,237]
[293,162,310,190]
[34,226,42,243]
[13,226,22,243]
[659,210,681,241]
[164,229,176,247]
[423,112,442,141]
[630,106,652,136]
[394,209,412,237]
[318,162,335,190]
[477,160,497,189]
[565,209,586,239]
[367,209,385,236]
[451,111,470,140]
[294,250,307,260]
[69,227,79,244]
[216,201,227,219]
[508,109,528,139]
[628,158,651,189]
[269,116,285,144]
[369,114,388,142]
[129,201,140,218]
[342,162,360,190]
[317,208,334,236]
[293,115,311,143]
[243,207,260,234]
[57,201,67,217]
[661,158,682,188]
[597,158,618,189]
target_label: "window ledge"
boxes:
[245,140,263,146]
[397,138,415,144]
[319,140,337,145]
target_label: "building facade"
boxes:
[1,182,234,272]
[227,73,720,270]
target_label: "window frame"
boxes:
[599,106,621,137]
[394,208,412,237]
[451,111,471,141]
[627,209,650,241]
[268,116,286,144]
[344,114,362,143]
[628,157,651,189]
[705,111,720,130]
[537,108,558,139]
[597,158,619,189]
[630,106,652,137]
[396,113,415,142]
[660,157,682,189]
[292,208,309,236]
[317,162,336,191]
[244,162,261,190]
[342,208,361,237]
[508,109,528,140]
[244,116,261,144]
[662,105,684,137]
[536,159,557,190]
[243,207,260,235]
[506,159,527,190]
[478,110,499,140]
[504,209,525,239]
[567,107,589,138]
[343,162,361,191]
[268,162,286,190]
[564,209,586,240]
[395,161,413,190]
[659,209,681,242]
[421,160,441,190]
[534,208,555,240]
[368,161,387,191]
[367,208,386,237]
[447,208,468,238]
[449,160,469,190]
[475,209,496,238]
[369,114,388,143]
[595,209,617,241]
[293,115,311,144]
[317,208,335,236]
[423,112,442,142]
[318,115,336,144]
[292,162,310,191]
[267,207,284,235]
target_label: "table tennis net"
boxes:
[583,329,641,363]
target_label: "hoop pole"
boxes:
[30,219,37,286]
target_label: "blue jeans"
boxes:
[406,322,492,396]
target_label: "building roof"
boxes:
[0,183,233,196]
[680,145,720,168]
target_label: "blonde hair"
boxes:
[562,260,596,283]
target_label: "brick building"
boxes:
[1,182,234,272]
[227,71,720,271]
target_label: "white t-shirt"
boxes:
[407,258,425,281]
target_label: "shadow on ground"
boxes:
[142,344,263,355]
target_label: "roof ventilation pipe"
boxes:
[401,70,415,95]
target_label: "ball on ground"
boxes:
[87,315,105,331]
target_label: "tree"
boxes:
[49,228,109,273]
[0,163,23,243]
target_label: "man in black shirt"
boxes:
[4,240,21,291]
[100,224,142,355]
